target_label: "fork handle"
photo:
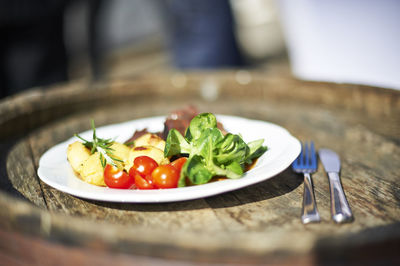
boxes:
[328,172,353,223]
[301,173,321,224]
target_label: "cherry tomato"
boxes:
[129,168,155,189]
[151,165,179,189]
[134,174,155,189]
[170,157,187,173]
[132,156,158,177]
[104,164,134,189]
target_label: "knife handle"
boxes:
[301,173,321,224]
[328,172,353,223]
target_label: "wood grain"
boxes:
[1,72,399,264]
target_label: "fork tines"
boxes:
[292,141,317,172]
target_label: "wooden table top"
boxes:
[0,71,399,265]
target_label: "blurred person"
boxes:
[0,0,247,99]
[0,0,108,99]
[0,0,70,98]
[162,0,245,69]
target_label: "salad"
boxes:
[66,112,267,190]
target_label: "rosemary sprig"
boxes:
[75,120,123,168]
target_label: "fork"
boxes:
[292,141,321,224]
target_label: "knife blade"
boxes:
[318,148,353,223]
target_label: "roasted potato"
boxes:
[109,142,131,168]
[67,141,91,173]
[124,145,170,171]
[80,152,106,186]
[67,135,170,187]
[134,133,166,151]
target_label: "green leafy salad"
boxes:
[164,113,268,187]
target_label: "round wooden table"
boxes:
[1,72,399,265]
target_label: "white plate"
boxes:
[37,115,301,203]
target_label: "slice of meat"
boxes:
[217,122,227,135]
[125,105,226,144]
[124,106,198,144]
[162,105,199,138]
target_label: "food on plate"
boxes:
[104,164,134,189]
[123,132,170,172]
[125,144,169,172]
[164,113,267,187]
[151,164,180,189]
[132,133,166,151]
[67,121,169,187]
[66,141,91,174]
[79,152,106,186]
[66,109,268,189]
[162,105,199,137]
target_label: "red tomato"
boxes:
[104,164,134,189]
[130,169,155,189]
[151,165,179,189]
[170,157,187,173]
[132,156,158,177]
[135,174,155,189]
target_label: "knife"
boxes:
[318,148,353,223]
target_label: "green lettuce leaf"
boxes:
[164,113,267,187]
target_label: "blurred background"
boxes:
[0,0,285,98]
[1,0,399,99]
